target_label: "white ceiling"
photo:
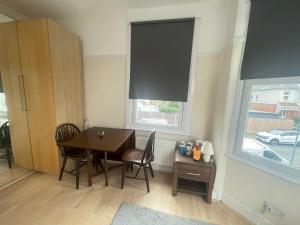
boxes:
[0,0,217,19]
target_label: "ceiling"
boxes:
[0,0,215,19]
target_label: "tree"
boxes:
[158,101,180,113]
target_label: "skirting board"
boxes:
[222,193,274,225]
[151,163,172,173]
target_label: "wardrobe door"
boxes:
[17,19,59,174]
[48,19,85,129]
[0,22,33,170]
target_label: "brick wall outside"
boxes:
[250,103,277,113]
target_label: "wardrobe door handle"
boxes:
[22,75,30,111]
[18,75,26,111]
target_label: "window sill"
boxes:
[126,126,192,139]
[226,153,300,186]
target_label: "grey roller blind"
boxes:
[129,18,195,102]
[241,0,300,80]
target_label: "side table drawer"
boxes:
[177,167,210,181]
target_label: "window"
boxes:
[234,77,300,183]
[0,98,8,125]
[126,18,198,134]
[282,90,290,101]
[234,0,300,183]
[128,98,191,134]
[134,100,183,128]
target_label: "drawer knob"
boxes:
[186,172,200,176]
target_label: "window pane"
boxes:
[135,99,182,127]
[243,83,300,170]
[0,93,8,125]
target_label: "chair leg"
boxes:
[149,162,154,178]
[76,159,80,189]
[95,157,100,173]
[121,162,126,189]
[92,152,96,167]
[126,163,131,172]
[6,147,12,169]
[59,157,67,180]
[143,165,150,193]
[134,166,141,178]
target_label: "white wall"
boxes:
[83,56,126,128]
[0,12,13,22]
[0,4,27,20]
[224,160,300,225]
[58,10,128,56]
[210,0,239,198]
[58,2,227,56]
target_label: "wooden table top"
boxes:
[58,127,135,152]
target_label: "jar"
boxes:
[193,144,201,161]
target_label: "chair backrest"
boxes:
[55,123,80,143]
[0,121,11,148]
[141,130,156,163]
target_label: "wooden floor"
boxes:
[0,159,31,187]
[0,166,253,225]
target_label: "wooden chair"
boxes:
[121,130,155,192]
[0,121,12,168]
[55,123,86,189]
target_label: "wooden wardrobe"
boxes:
[0,19,85,175]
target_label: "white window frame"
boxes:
[230,76,300,185]
[125,18,200,135]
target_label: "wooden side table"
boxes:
[172,149,216,203]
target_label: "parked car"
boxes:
[243,138,289,165]
[255,129,300,146]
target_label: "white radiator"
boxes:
[135,136,176,167]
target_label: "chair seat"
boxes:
[121,148,144,163]
[65,148,86,159]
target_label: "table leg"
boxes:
[104,152,108,186]
[86,149,92,186]
[172,164,178,196]
[206,183,213,204]
[130,131,136,148]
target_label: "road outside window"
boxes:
[242,83,300,170]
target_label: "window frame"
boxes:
[230,76,300,185]
[125,17,200,135]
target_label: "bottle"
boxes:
[179,144,186,155]
[193,144,201,161]
[83,119,90,130]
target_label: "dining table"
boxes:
[58,127,135,186]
